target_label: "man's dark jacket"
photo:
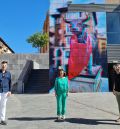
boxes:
[0,70,11,93]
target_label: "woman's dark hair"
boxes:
[58,69,66,77]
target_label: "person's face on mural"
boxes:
[70,20,83,34]
[69,13,90,44]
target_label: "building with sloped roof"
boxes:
[0,37,14,54]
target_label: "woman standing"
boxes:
[113,64,120,122]
[54,69,69,121]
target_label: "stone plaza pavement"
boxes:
[1,93,120,129]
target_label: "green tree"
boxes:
[27,32,49,48]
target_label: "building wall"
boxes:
[0,40,14,54]
[98,38,107,53]
[105,0,120,4]
[0,53,49,90]
[41,13,49,53]
[49,0,109,92]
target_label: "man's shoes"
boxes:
[115,117,120,122]
[0,121,7,125]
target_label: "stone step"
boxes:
[25,69,50,93]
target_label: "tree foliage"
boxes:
[27,32,49,48]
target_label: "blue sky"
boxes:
[0,0,49,53]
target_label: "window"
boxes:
[107,12,120,44]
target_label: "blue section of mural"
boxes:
[107,12,120,44]
[49,0,109,92]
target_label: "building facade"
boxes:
[49,0,120,92]
[0,37,14,54]
[41,13,49,53]
[105,0,120,4]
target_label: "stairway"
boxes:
[24,69,49,93]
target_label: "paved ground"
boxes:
[0,93,120,129]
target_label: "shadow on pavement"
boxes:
[8,117,56,121]
[8,117,120,125]
[65,118,120,125]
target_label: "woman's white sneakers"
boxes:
[56,115,66,122]
[57,115,62,120]
[61,115,65,120]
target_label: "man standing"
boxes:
[0,61,11,125]
[113,64,120,122]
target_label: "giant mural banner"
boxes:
[49,0,109,92]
